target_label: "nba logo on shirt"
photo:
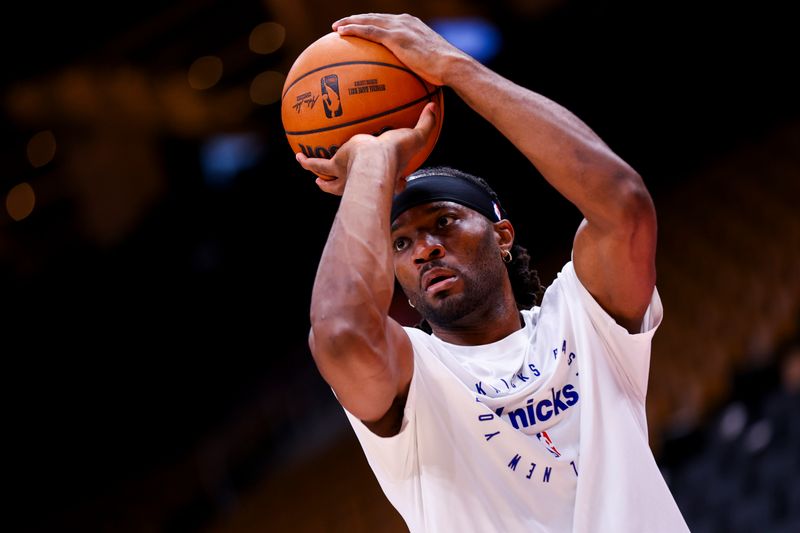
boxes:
[537,431,562,458]
[321,74,343,118]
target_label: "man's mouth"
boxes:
[422,267,458,293]
[426,275,458,293]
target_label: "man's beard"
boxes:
[417,279,495,325]
[410,234,508,327]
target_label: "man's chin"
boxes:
[419,293,473,324]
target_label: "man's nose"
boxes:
[413,237,445,265]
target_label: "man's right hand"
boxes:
[296,101,438,196]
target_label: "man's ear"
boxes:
[494,219,515,252]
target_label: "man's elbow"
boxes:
[607,173,657,271]
[309,317,356,358]
[617,174,656,231]
[307,322,398,423]
[309,314,383,362]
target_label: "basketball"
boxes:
[281,32,443,178]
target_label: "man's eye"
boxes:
[437,216,454,228]
[393,238,409,252]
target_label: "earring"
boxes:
[408,299,415,308]
[502,249,513,263]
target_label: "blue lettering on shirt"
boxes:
[563,384,579,406]
[485,431,500,441]
[536,399,553,421]
[473,338,581,490]
[508,408,529,429]
[552,388,569,415]
[501,385,579,428]
[526,462,537,479]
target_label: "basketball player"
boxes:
[297,13,689,532]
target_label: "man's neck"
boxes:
[429,298,523,346]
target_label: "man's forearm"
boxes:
[310,148,396,334]
[443,56,648,228]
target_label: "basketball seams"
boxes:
[285,87,441,136]
[281,34,443,175]
[402,66,433,99]
[282,61,422,100]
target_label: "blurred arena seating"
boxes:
[662,340,800,533]
[649,121,800,533]
[649,121,800,449]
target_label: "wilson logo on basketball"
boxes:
[321,74,343,118]
[297,125,397,158]
[298,143,339,159]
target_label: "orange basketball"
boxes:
[281,32,443,178]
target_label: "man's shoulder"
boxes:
[402,325,434,346]
[535,262,576,308]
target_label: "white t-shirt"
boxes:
[344,261,689,532]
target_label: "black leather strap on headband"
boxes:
[390,175,505,223]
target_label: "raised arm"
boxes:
[302,104,437,436]
[334,14,657,333]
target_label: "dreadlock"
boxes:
[407,166,545,333]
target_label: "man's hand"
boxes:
[297,101,438,196]
[332,14,468,86]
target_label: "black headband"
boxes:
[390,175,506,223]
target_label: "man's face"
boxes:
[390,201,508,326]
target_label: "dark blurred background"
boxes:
[2,0,798,531]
